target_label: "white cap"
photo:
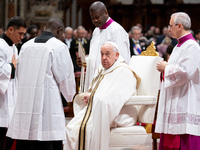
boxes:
[103,41,119,52]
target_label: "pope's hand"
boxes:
[82,95,90,104]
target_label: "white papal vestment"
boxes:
[64,56,138,150]
[84,18,130,91]
[7,34,76,141]
[156,35,200,136]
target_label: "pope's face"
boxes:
[90,10,108,28]
[101,44,119,69]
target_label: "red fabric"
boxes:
[135,122,146,126]
[10,140,16,150]
[160,133,200,150]
[162,70,165,81]
[163,134,180,150]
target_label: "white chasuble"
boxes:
[84,20,130,92]
[64,57,138,150]
[156,36,200,136]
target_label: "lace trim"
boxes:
[164,113,200,125]
[168,66,176,82]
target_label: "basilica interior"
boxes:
[0,0,200,32]
[1,0,200,150]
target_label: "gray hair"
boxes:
[77,25,85,32]
[65,26,73,32]
[103,41,119,52]
[171,12,191,31]
[130,26,141,34]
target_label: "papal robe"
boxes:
[84,18,130,91]
[0,34,18,128]
[6,31,76,141]
[156,33,200,136]
[64,56,138,150]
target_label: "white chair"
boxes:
[109,55,162,150]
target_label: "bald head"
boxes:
[45,18,64,40]
[89,1,107,12]
[89,1,109,27]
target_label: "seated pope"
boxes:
[64,41,140,150]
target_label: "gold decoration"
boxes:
[140,41,159,56]
[82,62,87,67]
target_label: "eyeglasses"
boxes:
[168,24,178,29]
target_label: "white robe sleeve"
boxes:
[52,44,76,102]
[164,44,200,88]
[0,49,11,94]
[112,27,130,63]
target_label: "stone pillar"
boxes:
[71,0,76,28]
[66,8,70,27]
[19,0,25,18]
[78,7,82,26]
[5,0,17,25]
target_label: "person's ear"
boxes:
[177,23,182,30]
[57,27,63,35]
[105,10,108,15]
[116,52,119,59]
[8,27,14,33]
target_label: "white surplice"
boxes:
[155,39,200,136]
[84,20,130,91]
[64,56,137,150]
[7,37,76,141]
[0,38,18,127]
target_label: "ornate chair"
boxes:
[109,42,162,149]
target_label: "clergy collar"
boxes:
[99,17,114,29]
[177,33,195,47]
[35,31,54,43]
[0,33,14,46]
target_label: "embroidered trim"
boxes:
[164,113,200,125]
[78,74,104,150]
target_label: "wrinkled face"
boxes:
[65,30,73,39]
[9,26,26,44]
[168,16,179,39]
[90,10,108,28]
[101,44,119,69]
[131,29,141,41]
[77,28,85,39]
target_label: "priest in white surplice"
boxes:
[6,18,76,150]
[155,12,200,150]
[64,42,140,150]
[77,1,130,92]
[0,16,26,150]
